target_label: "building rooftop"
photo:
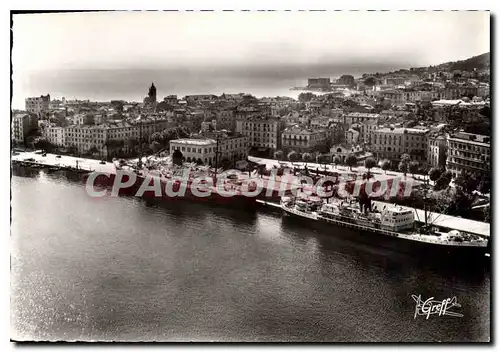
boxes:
[170,138,216,146]
[375,127,429,134]
[345,112,380,118]
[449,132,490,145]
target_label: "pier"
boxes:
[372,200,490,238]
[12,151,117,174]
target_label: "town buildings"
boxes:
[344,128,360,145]
[45,126,66,147]
[446,132,491,178]
[281,125,329,153]
[169,132,248,166]
[12,113,38,143]
[370,127,429,163]
[48,117,171,157]
[330,144,374,165]
[427,134,447,168]
[25,94,50,114]
[235,116,285,154]
[143,83,157,107]
[215,109,236,132]
[344,112,380,125]
[307,78,331,90]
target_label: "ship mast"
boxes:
[423,176,429,230]
[137,117,143,169]
[214,135,220,181]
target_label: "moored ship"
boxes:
[280,194,489,256]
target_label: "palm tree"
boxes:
[333,156,341,169]
[364,157,377,179]
[273,150,283,160]
[302,152,313,167]
[345,154,357,172]
[172,149,184,166]
[380,159,391,174]
[409,161,420,177]
[287,151,298,162]
[428,167,443,183]
[398,154,411,177]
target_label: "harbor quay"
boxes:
[84,168,415,199]
[12,150,416,200]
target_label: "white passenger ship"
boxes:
[280,195,488,255]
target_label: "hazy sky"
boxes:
[11,11,490,108]
[13,11,490,71]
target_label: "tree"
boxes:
[345,154,358,171]
[364,157,376,171]
[364,157,377,179]
[256,164,266,178]
[434,171,453,191]
[220,158,231,170]
[409,161,420,177]
[338,74,355,87]
[298,92,316,102]
[398,154,411,177]
[287,151,299,162]
[380,159,391,174]
[274,150,283,160]
[333,156,341,169]
[33,137,56,152]
[316,154,330,169]
[150,141,162,153]
[364,77,376,87]
[172,149,184,166]
[302,152,313,164]
[150,132,162,143]
[478,175,491,194]
[454,171,480,194]
[87,146,99,156]
[428,167,443,183]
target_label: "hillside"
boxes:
[435,52,490,72]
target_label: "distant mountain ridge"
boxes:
[432,52,490,72]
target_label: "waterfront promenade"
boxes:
[12,151,117,174]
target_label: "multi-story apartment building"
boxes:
[25,94,50,114]
[235,116,285,153]
[163,95,178,105]
[185,94,218,104]
[344,112,380,125]
[308,78,331,89]
[444,85,479,100]
[281,126,329,153]
[371,127,404,162]
[12,113,38,143]
[169,133,248,166]
[344,128,360,145]
[403,128,429,163]
[446,132,491,178]
[427,134,447,168]
[371,127,429,163]
[44,126,65,147]
[310,116,331,129]
[380,90,405,106]
[63,118,171,157]
[359,119,378,144]
[215,109,236,132]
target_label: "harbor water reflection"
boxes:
[11,169,490,342]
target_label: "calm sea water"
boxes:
[11,170,490,342]
[12,65,397,108]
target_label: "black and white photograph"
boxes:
[9,8,491,343]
